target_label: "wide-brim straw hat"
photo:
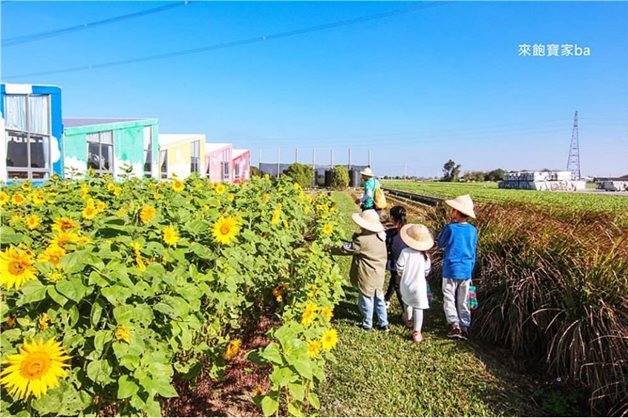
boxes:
[400,224,434,251]
[360,167,374,177]
[351,209,384,232]
[444,194,476,219]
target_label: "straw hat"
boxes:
[444,194,476,219]
[360,167,375,177]
[351,209,384,232]
[400,224,434,251]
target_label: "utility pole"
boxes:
[566,111,581,180]
[295,147,298,163]
[312,148,316,188]
[277,147,281,178]
[368,150,372,167]
[258,148,262,168]
[330,149,334,168]
[404,162,407,179]
[348,147,351,169]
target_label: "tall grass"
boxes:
[424,203,628,415]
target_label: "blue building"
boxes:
[0,83,63,182]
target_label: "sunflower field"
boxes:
[0,174,344,416]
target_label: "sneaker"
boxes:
[460,328,469,340]
[377,325,390,332]
[385,301,391,309]
[360,325,372,331]
[412,331,423,343]
[447,325,463,339]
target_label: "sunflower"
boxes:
[47,271,62,283]
[38,313,50,331]
[260,193,270,204]
[214,183,226,195]
[321,329,338,351]
[6,316,17,329]
[0,191,10,206]
[11,193,26,206]
[224,338,241,361]
[163,225,180,246]
[115,206,129,218]
[31,191,45,206]
[50,231,80,249]
[115,325,131,343]
[320,306,334,321]
[95,200,106,212]
[0,247,37,289]
[0,338,71,400]
[271,206,282,225]
[227,193,235,202]
[25,214,41,230]
[52,217,78,233]
[82,203,98,220]
[39,244,66,267]
[322,223,334,236]
[272,284,288,303]
[307,340,322,358]
[79,184,90,200]
[301,303,317,327]
[139,205,156,224]
[112,186,122,197]
[9,214,21,226]
[212,216,240,245]
[21,182,32,191]
[106,182,116,193]
[172,179,185,193]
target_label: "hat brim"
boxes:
[444,199,476,219]
[351,212,384,232]
[400,224,434,251]
[359,170,374,177]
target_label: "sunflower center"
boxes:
[20,352,51,379]
[8,260,27,275]
[220,224,231,235]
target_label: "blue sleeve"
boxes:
[437,225,451,248]
[471,226,478,273]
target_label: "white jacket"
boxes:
[396,248,431,309]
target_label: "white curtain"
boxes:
[5,95,26,131]
[28,95,49,134]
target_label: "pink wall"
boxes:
[232,150,251,184]
[205,144,232,183]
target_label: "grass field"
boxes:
[317,191,581,416]
[382,180,628,226]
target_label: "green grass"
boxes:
[382,180,628,226]
[318,191,581,416]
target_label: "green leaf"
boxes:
[93,330,111,354]
[287,402,304,417]
[287,382,305,402]
[270,366,295,388]
[261,342,283,365]
[117,375,139,399]
[86,359,113,384]
[56,278,89,302]
[145,397,162,416]
[90,299,104,327]
[290,358,313,380]
[17,280,47,306]
[47,285,68,306]
[308,392,321,409]
[101,285,133,305]
[261,395,279,416]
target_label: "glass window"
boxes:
[143,126,152,177]
[190,140,200,173]
[4,94,51,180]
[160,150,168,179]
[87,131,114,175]
[234,160,240,179]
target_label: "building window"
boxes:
[143,126,152,177]
[220,149,230,181]
[190,140,200,173]
[5,94,52,180]
[234,161,240,180]
[160,150,168,179]
[86,131,114,175]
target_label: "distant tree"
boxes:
[442,159,462,182]
[485,168,506,181]
[283,163,314,188]
[250,166,261,177]
[329,165,350,190]
[462,171,486,182]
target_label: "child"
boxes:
[436,194,478,340]
[335,209,389,331]
[384,206,408,310]
[396,224,434,343]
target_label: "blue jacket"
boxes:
[360,178,378,209]
[437,222,477,280]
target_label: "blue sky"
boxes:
[2,1,627,177]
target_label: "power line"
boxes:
[4,2,446,79]
[2,1,190,47]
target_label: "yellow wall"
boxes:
[159,135,205,179]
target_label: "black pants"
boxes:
[384,271,404,307]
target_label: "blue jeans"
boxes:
[357,291,389,329]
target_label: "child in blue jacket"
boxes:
[436,194,478,340]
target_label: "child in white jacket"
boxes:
[396,224,434,343]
